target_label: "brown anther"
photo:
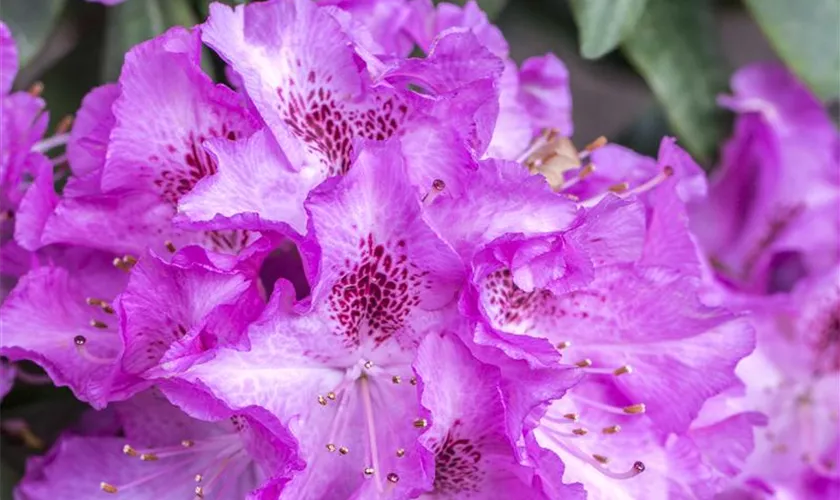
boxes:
[662,165,675,177]
[86,298,105,306]
[578,163,596,179]
[28,82,44,97]
[584,136,608,152]
[608,182,629,193]
[409,377,417,386]
[556,341,571,350]
[563,413,579,422]
[575,359,592,368]
[140,453,159,461]
[113,255,138,272]
[195,486,204,498]
[318,395,327,406]
[602,425,621,434]
[623,403,646,415]
[195,474,203,482]
[613,365,632,376]
[327,392,336,400]
[90,319,108,329]
[432,179,445,191]
[55,115,74,135]
[326,443,337,452]
[413,418,428,428]
[364,467,375,476]
[74,335,87,346]
[593,454,610,464]
[164,241,177,253]
[396,448,405,458]
[101,305,115,315]
[100,482,118,494]
[363,360,374,369]
[181,440,194,448]
[123,444,138,456]
[572,428,588,436]
[387,473,399,483]
[339,446,349,455]
[391,375,401,384]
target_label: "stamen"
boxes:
[571,393,646,416]
[575,359,593,368]
[563,413,579,422]
[363,360,374,370]
[422,179,446,205]
[140,453,159,461]
[74,338,117,365]
[602,425,621,434]
[33,133,70,153]
[164,241,177,253]
[181,440,194,448]
[396,448,405,458]
[572,428,588,436]
[607,182,629,193]
[583,136,608,154]
[413,418,428,428]
[581,364,633,377]
[409,377,417,386]
[113,255,138,272]
[28,82,44,96]
[1,419,44,449]
[90,319,109,329]
[359,375,384,493]
[556,341,571,350]
[623,404,646,415]
[326,444,337,452]
[391,376,401,384]
[364,467,375,477]
[87,297,115,315]
[540,429,646,480]
[195,485,204,498]
[327,392,337,400]
[387,473,399,483]
[613,365,632,376]
[318,395,327,406]
[123,445,138,456]
[620,166,674,198]
[195,474,203,482]
[593,454,610,464]
[55,115,74,135]
[339,446,349,455]
[100,482,118,494]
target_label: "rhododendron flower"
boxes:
[4,1,820,499]
[691,63,840,294]
[689,63,840,499]
[18,387,301,498]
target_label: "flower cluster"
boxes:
[0,1,837,499]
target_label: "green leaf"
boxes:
[569,0,649,59]
[621,0,729,163]
[0,0,67,67]
[100,0,202,82]
[743,0,840,99]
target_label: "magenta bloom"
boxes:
[690,63,840,294]
[17,386,301,498]
[1,2,791,499]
